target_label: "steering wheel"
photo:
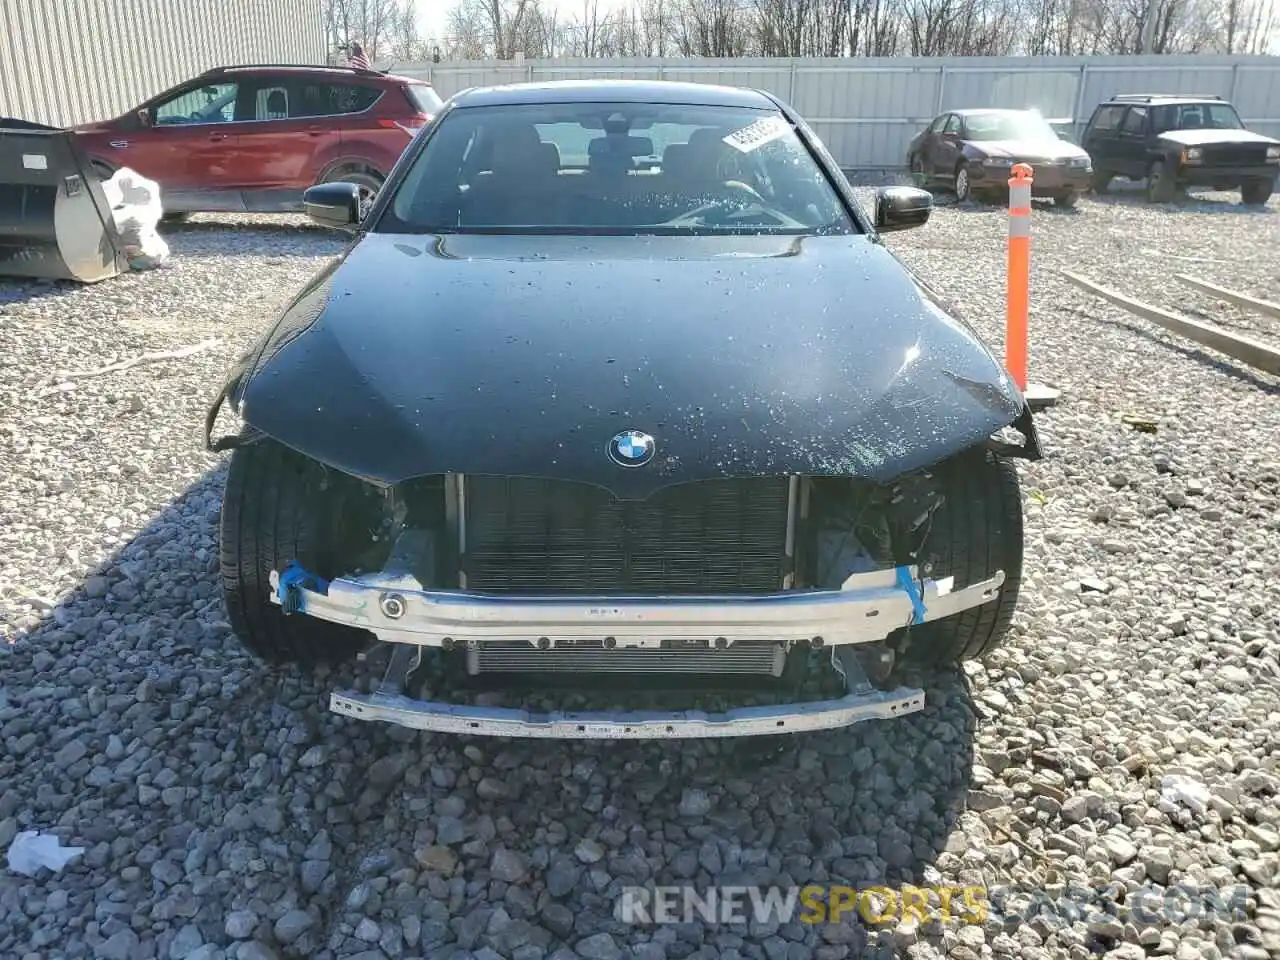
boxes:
[723,179,765,204]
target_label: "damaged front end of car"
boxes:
[245,446,1030,738]
[205,229,1043,740]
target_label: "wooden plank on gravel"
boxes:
[1173,274,1280,321]
[1059,270,1280,377]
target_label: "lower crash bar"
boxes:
[329,661,926,740]
[269,560,1003,739]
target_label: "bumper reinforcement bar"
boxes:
[328,644,927,739]
[269,562,1005,650]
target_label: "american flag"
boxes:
[348,43,370,70]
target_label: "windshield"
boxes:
[1152,102,1244,132]
[380,101,856,236]
[963,111,1059,142]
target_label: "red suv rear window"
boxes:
[404,83,443,114]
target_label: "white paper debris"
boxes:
[101,167,171,271]
[1159,774,1211,817]
[722,115,791,153]
[6,830,85,876]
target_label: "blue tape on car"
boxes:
[276,561,330,608]
[895,565,926,625]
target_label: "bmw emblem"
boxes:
[609,430,656,467]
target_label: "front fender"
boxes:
[203,255,348,452]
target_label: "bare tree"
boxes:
[325,0,403,59]
[445,0,494,57]
[387,0,424,59]
[435,0,1277,61]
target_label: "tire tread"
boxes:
[905,448,1024,666]
[219,440,369,666]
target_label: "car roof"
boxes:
[949,108,1037,117]
[1101,95,1228,105]
[200,64,430,86]
[448,79,779,110]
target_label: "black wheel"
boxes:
[322,167,384,218]
[1091,170,1112,194]
[901,448,1024,666]
[1055,190,1079,209]
[909,153,927,186]
[1241,178,1274,206]
[954,161,972,202]
[219,438,377,666]
[1145,160,1177,203]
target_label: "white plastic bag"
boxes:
[1159,774,1211,817]
[6,830,85,876]
[103,167,171,270]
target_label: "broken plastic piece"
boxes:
[6,831,85,877]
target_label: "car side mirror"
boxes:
[874,186,933,233]
[303,182,362,230]
[137,108,152,127]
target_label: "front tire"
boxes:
[1241,178,1274,206]
[219,438,375,666]
[1055,190,1079,209]
[1091,169,1112,194]
[1146,159,1178,203]
[901,448,1024,666]
[909,153,927,187]
[954,162,972,202]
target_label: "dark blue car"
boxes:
[204,79,1043,740]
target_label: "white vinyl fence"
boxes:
[0,0,325,128]
[393,54,1280,170]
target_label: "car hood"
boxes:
[229,232,1024,498]
[69,121,115,135]
[1157,128,1280,147]
[968,139,1089,161]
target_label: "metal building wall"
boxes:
[400,54,1280,170]
[0,0,326,127]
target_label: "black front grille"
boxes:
[463,477,791,594]
[1204,144,1269,166]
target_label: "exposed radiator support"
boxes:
[444,472,467,588]
[783,474,799,589]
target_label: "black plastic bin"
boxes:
[0,118,129,283]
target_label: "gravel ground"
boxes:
[1,185,1279,960]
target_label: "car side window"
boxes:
[1120,106,1148,136]
[253,84,291,121]
[153,82,238,125]
[1088,105,1126,134]
[928,115,947,134]
[943,114,962,135]
[292,82,383,119]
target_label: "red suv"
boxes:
[71,63,442,217]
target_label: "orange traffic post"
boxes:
[1005,163,1060,411]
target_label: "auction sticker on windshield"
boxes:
[723,115,791,153]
